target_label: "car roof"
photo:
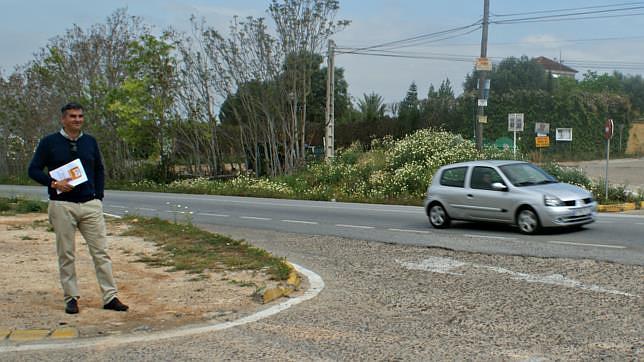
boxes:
[439,160,528,169]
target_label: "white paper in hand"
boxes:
[49,158,88,194]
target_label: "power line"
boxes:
[338,34,644,50]
[336,49,644,71]
[491,2,644,17]
[338,20,482,54]
[337,26,482,53]
[493,11,644,25]
[491,5,644,24]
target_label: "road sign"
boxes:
[508,113,524,131]
[555,128,572,141]
[478,115,487,124]
[475,57,492,71]
[478,99,488,107]
[535,136,550,148]
[604,119,614,140]
[535,122,549,136]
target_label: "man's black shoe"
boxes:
[65,299,79,314]
[103,297,129,312]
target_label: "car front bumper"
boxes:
[539,203,597,228]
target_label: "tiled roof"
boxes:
[534,56,578,74]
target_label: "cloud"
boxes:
[519,34,565,49]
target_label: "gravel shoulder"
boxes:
[0,214,283,339]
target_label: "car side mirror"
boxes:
[491,182,508,191]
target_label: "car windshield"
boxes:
[499,163,557,187]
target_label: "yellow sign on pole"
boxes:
[535,136,550,148]
[478,115,487,124]
[475,57,492,71]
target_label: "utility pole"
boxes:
[324,39,335,160]
[476,0,490,151]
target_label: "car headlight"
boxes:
[544,195,564,207]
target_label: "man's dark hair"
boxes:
[61,102,84,115]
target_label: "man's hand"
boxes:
[52,178,73,193]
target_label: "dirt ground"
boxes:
[0,213,286,338]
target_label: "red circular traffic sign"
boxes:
[604,119,614,140]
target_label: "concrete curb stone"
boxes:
[256,264,302,304]
[597,202,638,213]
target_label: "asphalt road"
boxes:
[1,185,642,360]
[1,185,642,265]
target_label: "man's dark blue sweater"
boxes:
[28,131,105,202]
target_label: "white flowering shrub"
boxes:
[382,129,481,195]
[228,174,295,196]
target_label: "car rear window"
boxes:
[440,167,467,187]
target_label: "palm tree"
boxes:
[357,92,386,121]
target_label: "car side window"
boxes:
[470,166,504,190]
[439,167,467,188]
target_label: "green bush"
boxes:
[0,196,47,214]
[15,199,47,213]
[541,162,592,189]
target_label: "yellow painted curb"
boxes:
[50,327,79,339]
[287,271,301,289]
[597,203,636,212]
[9,329,50,342]
[0,328,11,340]
[260,287,287,304]
[254,263,302,304]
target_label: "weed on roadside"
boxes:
[0,196,47,215]
[121,216,291,280]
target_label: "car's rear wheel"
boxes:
[517,208,540,234]
[428,203,450,229]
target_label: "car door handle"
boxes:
[467,194,474,198]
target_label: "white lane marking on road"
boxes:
[240,216,271,220]
[282,219,318,225]
[138,207,156,211]
[336,224,375,229]
[165,210,191,215]
[110,205,128,209]
[399,256,636,297]
[0,263,324,353]
[103,213,122,219]
[199,213,230,217]
[547,240,626,249]
[133,194,421,214]
[464,234,515,240]
[399,257,465,276]
[637,222,644,225]
[388,228,431,234]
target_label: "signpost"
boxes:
[535,136,550,148]
[508,113,524,157]
[604,119,614,200]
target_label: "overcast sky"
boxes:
[1,0,643,104]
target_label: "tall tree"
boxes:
[398,82,421,132]
[108,32,178,182]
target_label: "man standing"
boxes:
[28,102,128,314]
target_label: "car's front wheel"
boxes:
[517,208,540,234]
[428,203,450,229]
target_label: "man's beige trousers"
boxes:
[48,199,117,304]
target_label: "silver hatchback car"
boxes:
[424,160,597,234]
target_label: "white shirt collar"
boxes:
[60,129,83,141]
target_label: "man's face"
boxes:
[61,109,84,133]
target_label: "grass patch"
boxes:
[121,216,291,280]
[0,196,48,215]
